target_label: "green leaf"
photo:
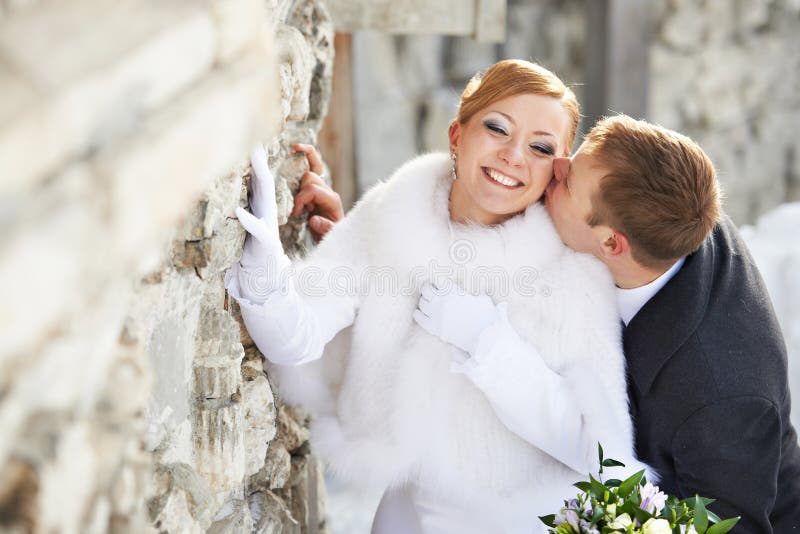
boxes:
[706,517,740,534]
[574,481,592,493]
[605,478,622,487]
[693,495,709,533]
[632,506,654,524]
[539,514,557,528]
[617,469,645,498]
[602,459,626,468]
[706,510,722,523]
[680,496,715,508]
[591,505,605,523]
[598,443,604,464]
[589,474,607,500]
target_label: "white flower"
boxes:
[679,525,699,534]
[642,518,672,534]
[609,513,632,530]
[640,482,668,514]
[606,503,617,518]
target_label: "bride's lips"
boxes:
[481,167,523,189]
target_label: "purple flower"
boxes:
[640,482,668,514]
[565,510,580,530]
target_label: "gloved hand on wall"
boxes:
[235,145,291,300]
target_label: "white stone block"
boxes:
[0,279,131,466]
[208,0,268,63]
[134,270,205,451]
[277,24,314,121]
[38,423,97,534]
[0,164,114,367]
[94,50,278,270]
[0,0,217,195]
[194,404,247,493]
[0,60,36,126]
[243,375,277,477]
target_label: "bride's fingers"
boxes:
[417,296,432,315]
[421,283,439,301]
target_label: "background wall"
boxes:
[350,0,800,226]
[0,0,333,532]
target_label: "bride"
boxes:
[225,59,649,533]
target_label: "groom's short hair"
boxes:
[583,115,721,269]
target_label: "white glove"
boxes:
[413,282,500,356]
[235,145,291,300]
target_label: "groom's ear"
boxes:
[448,121,460,152]
[601,229,630,258]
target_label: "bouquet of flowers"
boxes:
[539,445,740,534]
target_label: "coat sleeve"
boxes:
[225,185,377,366]
[458,304,653,479]
[671,396,781,532]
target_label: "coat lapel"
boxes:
[623,225,719,395]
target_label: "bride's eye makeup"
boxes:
[483,120,508,135]
[530,143,555,155]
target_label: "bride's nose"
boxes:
[498,143,524,167]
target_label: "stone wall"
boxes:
[0,0,333,532]
[740,203,800,433]
[650,0,800,224]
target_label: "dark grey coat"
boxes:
[624,216,800,532]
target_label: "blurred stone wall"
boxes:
[352,0,800,225]
[0,0,332,532]
[650,0,800,224]
[741,203,800,433]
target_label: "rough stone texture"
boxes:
[0,0,332,532]
[650,0,800,224]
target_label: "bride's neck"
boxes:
[448,180,510,226]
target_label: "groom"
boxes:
[292,116,800,531]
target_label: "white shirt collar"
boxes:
[616,257,686,326]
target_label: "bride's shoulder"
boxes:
[353,152,451,213]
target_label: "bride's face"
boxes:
[449,93,570,224]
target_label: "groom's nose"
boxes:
[553,157,570,182]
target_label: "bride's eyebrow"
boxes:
[488,111,556,139]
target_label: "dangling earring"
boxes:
[450,152,457,181]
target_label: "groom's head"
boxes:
[545,115,720,272]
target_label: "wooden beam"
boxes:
[318,33,356,211]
